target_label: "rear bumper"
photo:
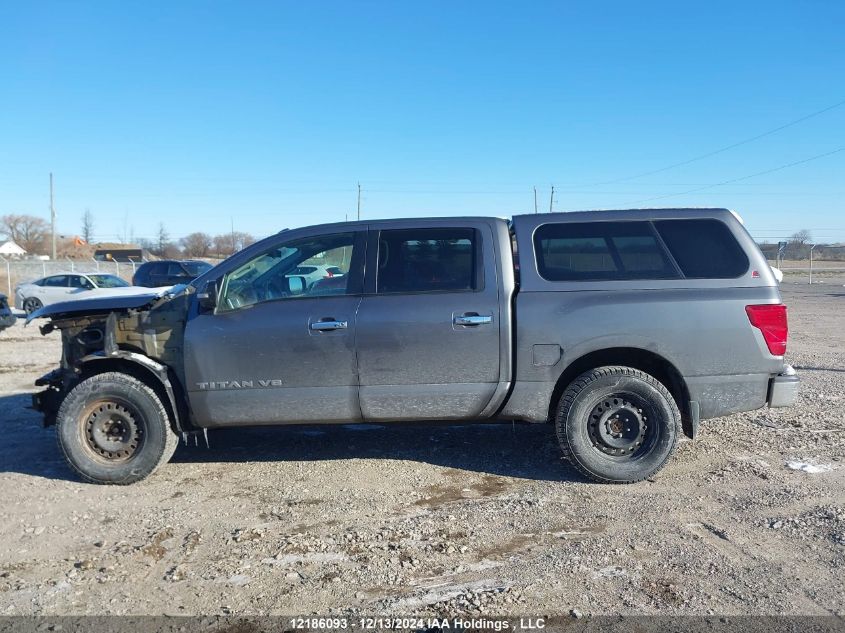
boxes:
[768,364,799,408]
[686,365,799,420]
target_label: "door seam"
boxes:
[352,295,365,422]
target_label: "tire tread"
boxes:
[56,371,178,485]
[555,365,681,484]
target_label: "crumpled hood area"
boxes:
[25,286,177,324]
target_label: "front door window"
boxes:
[218,233,356,312]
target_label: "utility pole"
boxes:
[809,243,817,284]
[357,182,362,221]
[50,173,56,259]
[549,185,554,213]
[534,186,538,213]
[231,217,236,254]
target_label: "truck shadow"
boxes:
[171,422,583,482]
[793,365,845,373]
[0,394,584,483]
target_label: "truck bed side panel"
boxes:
[503,286,783,422]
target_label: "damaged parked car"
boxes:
[27,209,798,485]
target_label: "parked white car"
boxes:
[14,273,154,315]
[286,264,345,289]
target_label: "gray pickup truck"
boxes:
[29,208,798,485]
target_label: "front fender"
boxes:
[79,351,187,433]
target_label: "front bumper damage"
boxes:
[768,364,799,408]
[31,369,64,426]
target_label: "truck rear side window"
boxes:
[533,222,679,281]
[654,219,749,279]
[376,228,479,293]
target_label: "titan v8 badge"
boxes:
[196,379,283,390]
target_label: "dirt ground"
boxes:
[0,278,843,617]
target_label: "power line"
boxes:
[626,146,845,205]
[578,97,845,187]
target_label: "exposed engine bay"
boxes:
[30,291,191,429]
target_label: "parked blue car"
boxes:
[0,293,16,332]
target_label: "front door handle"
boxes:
[310,319,348,331]
[454,314,492,326]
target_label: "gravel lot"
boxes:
[0,279,843,617]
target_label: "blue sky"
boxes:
[1,1,844,244]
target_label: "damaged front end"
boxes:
[29,288,192,431]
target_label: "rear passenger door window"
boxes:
[69,275,93,289]
[534,222,679,281]
[42,275,69,287]
[167,263,187,277]
[147,263,167,285]
[376,228,479,293]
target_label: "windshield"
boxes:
[184,261,213,276]
[88,274,130,288]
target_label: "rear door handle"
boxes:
[310,319,348,331]
[453,314,492,326]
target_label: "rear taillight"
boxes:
[746,304,788,356]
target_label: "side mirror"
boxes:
[197,279,218,311]
[287,276,306,295]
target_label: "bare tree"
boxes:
[787,229,812,259]
[162,242,183,259]
[212,234,229,257]
[237,232,255,252]
[213,231,255,257]
[0,214,49,254]
[156,223,170,257]
[81,208,94,243]
[790,229,811,247]
[181,232,213,257]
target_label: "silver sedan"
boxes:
[14,273,149,315]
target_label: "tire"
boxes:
[56,372,179,485]
[23,297,42,315]
[555,366,681,484]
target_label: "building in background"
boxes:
[93,243,151,262]
[0,241,26,258]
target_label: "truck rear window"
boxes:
[377,228,479,293]
[533,221,679,281]
[654,219,749,279]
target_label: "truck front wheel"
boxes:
[555,366,681,484]
[56,372,179,485]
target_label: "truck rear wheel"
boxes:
[56,372,179,485]
[555,366,681,483]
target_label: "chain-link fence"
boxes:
[0,258,145,297]
[760,244,845,284]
